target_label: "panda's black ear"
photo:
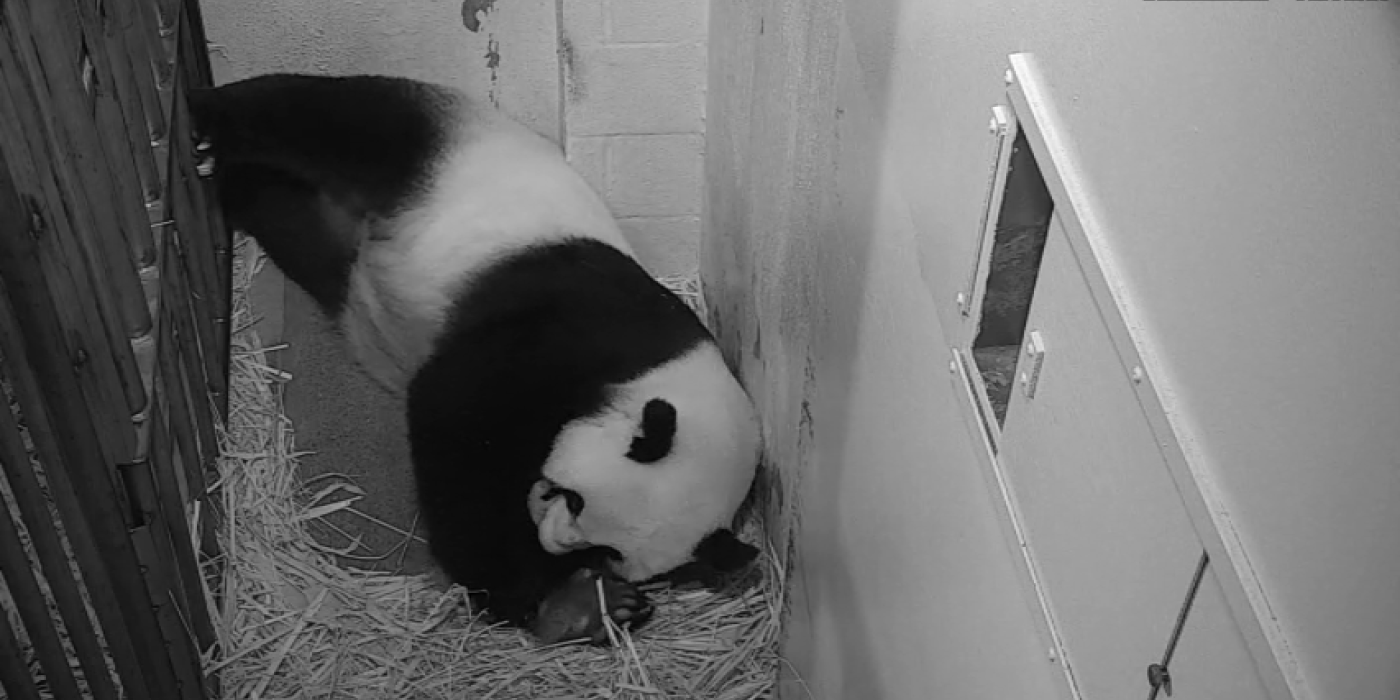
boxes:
[626,398,677,464]
[655,529,759,590]
[694,528,759,573]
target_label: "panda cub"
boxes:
[189,73,762,645]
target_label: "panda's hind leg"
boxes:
[213,161,361,314]
[188,73,457,316]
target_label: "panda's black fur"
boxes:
[188,74,453,312]
[189,73,759,643]
[405,237,714,625]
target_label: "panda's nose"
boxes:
[543,486,586,517]
[539,496,589,553]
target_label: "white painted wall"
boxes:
[202,0,562,137]
[202,0,709,276]
[704,2,1065,698]
[705,0,1400,698]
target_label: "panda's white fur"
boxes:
[535,342,760,581]
[339,102,633,392]
[325,91,757,585]
[190,74,761,636]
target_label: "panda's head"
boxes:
[527,344,763,584]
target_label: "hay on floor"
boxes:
[206,238,786,699]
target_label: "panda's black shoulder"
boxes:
[404,237,713,476]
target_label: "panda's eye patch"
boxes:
[543,486,585,517]
[627,398,677,464]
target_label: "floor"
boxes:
[248,263,435,576]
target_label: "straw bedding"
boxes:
[205,237,786,699]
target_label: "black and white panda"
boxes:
[188,73,762,645]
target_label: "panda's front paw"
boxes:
[532,568,654,646]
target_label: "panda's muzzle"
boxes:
[530,479,589,554]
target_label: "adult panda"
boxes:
[188,73,762,645]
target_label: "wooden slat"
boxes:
[164,173,221,403]
[159,220,220,476]
[0,0,152,420]
[157,294,205,503]
[0,387,122,700]
[65,0,161,269]
[0,282,160,700]
[164,73,227,404]
[152,0,181,39]
[0,210,182,700]
[0,1,225,697]
[0,38,142,465]
[119,457,190,620]
[0,293,154,700]
[132,0,175,100]
[177,0,214,87]
[120,391,208,664]
[116,0,170,162]
[166,180,220,403]
[149,399,217,653]
[171,49,233,416]
[127,524,206,700]
[0,497,86,700]
[0,605,43,700]
[97,0,162,209]
[179,326,221,486]
[8,0,157,326]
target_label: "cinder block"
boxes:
[566,136,609,196]
[606,134,704,218]
[619,216,701,277]
[566,45,706,136]
[561,0,604,48]
[606,0,708,44]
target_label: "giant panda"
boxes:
[188,73,763,645]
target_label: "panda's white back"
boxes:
[341,97,635,392]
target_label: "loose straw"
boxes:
[207,239,789,699]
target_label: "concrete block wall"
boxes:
[562,0,709,277]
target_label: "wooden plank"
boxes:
[0,34,142,464]
[0,204,183,700]
[0,597,43,700]
[153,0,180,36]
[127,524,208,700]
[164,69,226,393]
[157,293,205,503]
[159,220,219,474]
[118,0,170,153]
[64,0,161,270]
[134,0,175,86]
[169,26,232,410]
[148,401,218,660]
[98,0,163,208]
[163,164,222,407]
[177,0,214,88]
[178,330,220,485]
[0,381,122,700]
[159,74,224,444]
[0,493,86,700]
[0,291,155,700]
[118,456,192,631]
[3,0,155,336]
